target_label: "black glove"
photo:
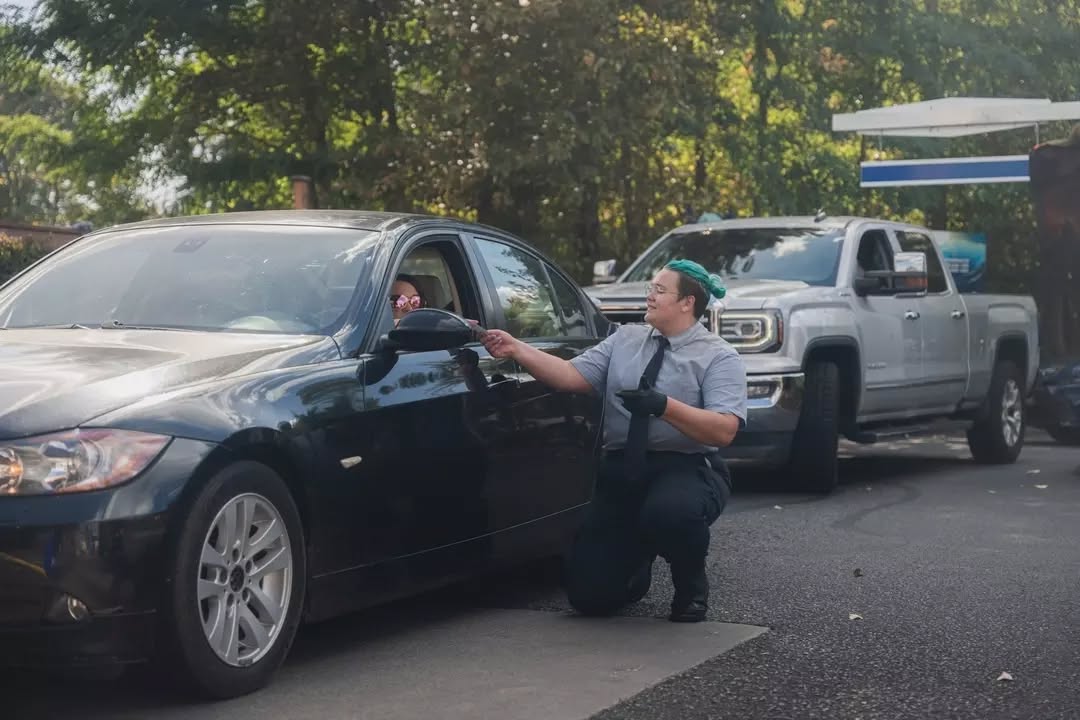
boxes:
[616,388,668,417]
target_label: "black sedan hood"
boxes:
[0,329,337,439]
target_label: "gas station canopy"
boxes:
[832,97,1080,138]
[832,97,1080,187]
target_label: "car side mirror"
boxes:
[384,308,474,352]
[592,259,618,285]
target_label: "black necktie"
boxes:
[625,336,669,478]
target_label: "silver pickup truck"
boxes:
[585,215,1040,493]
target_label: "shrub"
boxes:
[0,233,49,285]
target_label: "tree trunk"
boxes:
[575,178,602,282]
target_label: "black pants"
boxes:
[564,451,730,616]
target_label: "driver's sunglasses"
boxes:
[390,294,424,311]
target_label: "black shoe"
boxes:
[669,567,709,623]
[626,556,655,604]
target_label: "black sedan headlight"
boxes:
[0,429,170,496]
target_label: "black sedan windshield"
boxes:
[624,227,845,287]
[0,224,379,333]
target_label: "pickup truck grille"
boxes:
[599,307,646,325]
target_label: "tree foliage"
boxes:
[2,0,1079,316]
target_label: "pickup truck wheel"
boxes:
[967,360,1025,464]
[788,360,840,494]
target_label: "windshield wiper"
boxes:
[4,323,93,329]
[100,320,192,332]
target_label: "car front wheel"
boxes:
[161,461,306,699]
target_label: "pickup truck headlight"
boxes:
[0,429,170,496]
[719,310,783,353]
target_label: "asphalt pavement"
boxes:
[7,432,1080,720]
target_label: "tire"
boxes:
[160,461,306,700]
[788,360,840,494]
[1047,426,1080,446]
[968,360,1025,464]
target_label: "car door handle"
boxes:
[951,310,966,319]
[905,310,920,320]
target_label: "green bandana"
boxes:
[665,259,727,300]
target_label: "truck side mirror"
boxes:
[853,252,928,297]
[592,259,618,285]
[892,252,929,294]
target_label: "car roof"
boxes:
[84,209,440,235]
[669,215,860,234]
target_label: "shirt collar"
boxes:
[650,321,706,351]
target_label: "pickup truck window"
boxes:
[624,227,844,287]
[897,231,949,293]
[856,230,893,274]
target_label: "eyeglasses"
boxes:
[390,294,424,311]
[644,284,677,297]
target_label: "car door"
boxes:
[897,229,970,412]
[313,231,519,578]
[465,234,599,532]
[850,226,924,419]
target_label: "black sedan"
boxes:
[1029,359,1080,444]
[0,210,609,698]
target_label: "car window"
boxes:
[546,264,590,338]
[0,225,379,333]
[623,227,845,287]
[856,229,894,275]
[897,231,949,293]
[473,237,561,339]
[398,244,461,314]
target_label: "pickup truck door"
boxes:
[897,230,970,412]
[850,227,923,419]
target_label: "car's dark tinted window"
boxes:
[0,225,379,333]
[547,264,590,338]
[473,237,561,338]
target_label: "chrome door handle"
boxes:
[905,311,920,320]
[951,310,966,319]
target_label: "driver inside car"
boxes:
[390,273,427,325]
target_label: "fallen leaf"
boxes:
[853,568,864,577]
[1027,469,1041,475]
[849,613,863,621]
[1035,484,1049,490]
[996,671,1014,682]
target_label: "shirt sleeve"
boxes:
[702,348,748,428]
[569,328,620,393]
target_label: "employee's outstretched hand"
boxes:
[480,329,519,360]
[616,388,668,417]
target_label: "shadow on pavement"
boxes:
[7,560,566,719]
[730,449,974,496]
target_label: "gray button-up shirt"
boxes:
[570,322,748,453]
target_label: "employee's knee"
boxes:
[565,577,625,616]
